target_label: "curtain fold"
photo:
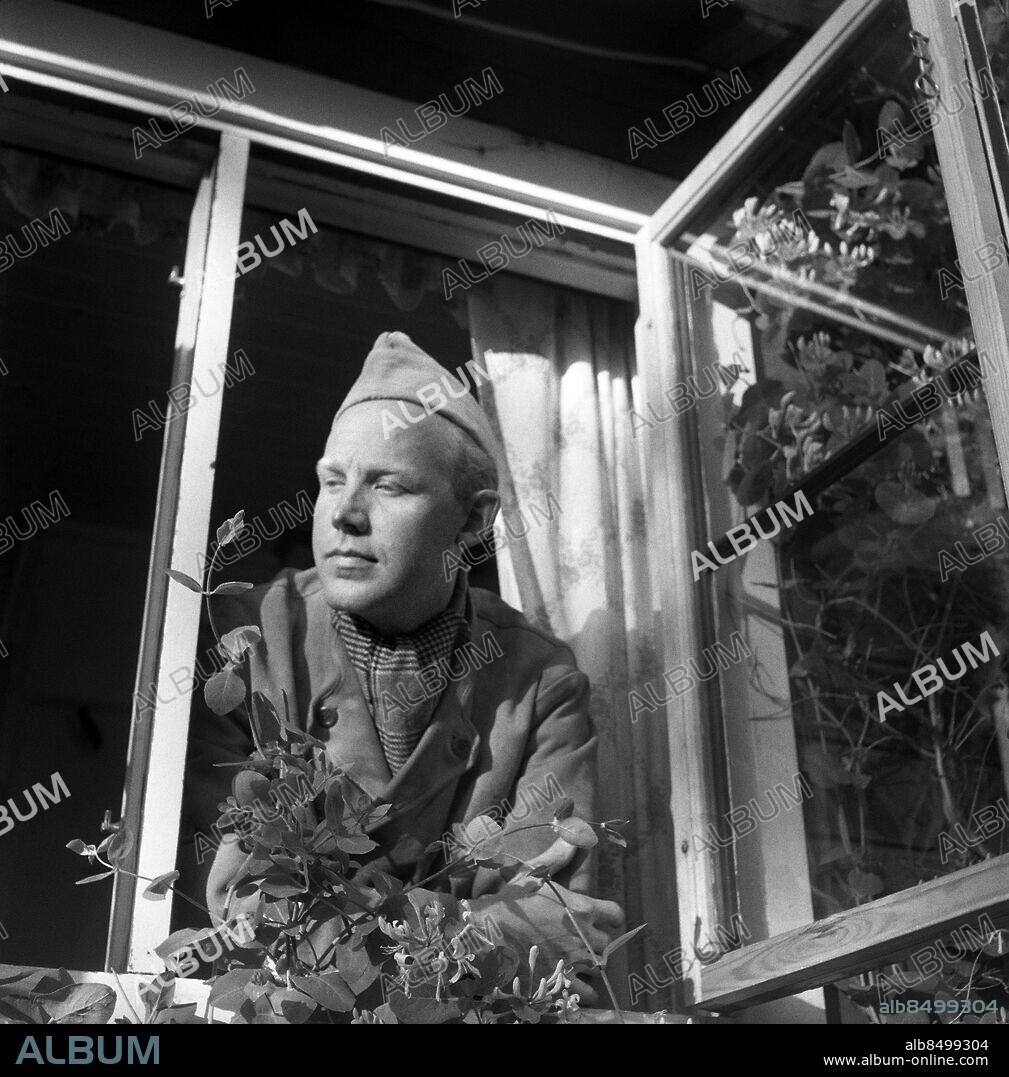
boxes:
[467,273,679,1009]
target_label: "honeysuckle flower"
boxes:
[822,240,876,289]
[771,218,816,263]
[878,205,926,240]
[923,337,973,371]
[378,899,487,1001]
[554,986,582,1021]
[794,333,836,377]
[491,951,579,1019]
[731,196,771,241]
[730,197,813,262]
[892,348,920,377]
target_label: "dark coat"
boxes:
[179,567,596,917]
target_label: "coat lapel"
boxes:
[306,615,391,800]
[381,669,480,821]
[360,670,481,883]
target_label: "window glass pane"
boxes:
[173,150,496,926]
[672,0,1009,941]
[0,140,194,968]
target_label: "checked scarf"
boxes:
[333,585,470,774]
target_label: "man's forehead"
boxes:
[322,402,453,470]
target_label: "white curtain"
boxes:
[467,273,679,1009]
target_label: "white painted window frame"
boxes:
[636,0,1009,1015]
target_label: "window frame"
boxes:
[635,0,1009,1015]
[0,0,659,973]
[108,132,250,973]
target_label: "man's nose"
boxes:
[331,485,369,533]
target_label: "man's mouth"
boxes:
[327,549,377,563]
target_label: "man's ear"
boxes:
[457,489,500,548]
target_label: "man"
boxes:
[181,331,623,1002]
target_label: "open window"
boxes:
[0,0,656,986]
[636,0,1009,1023]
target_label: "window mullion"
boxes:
[107,132,249,973]
[909,0,1009,486]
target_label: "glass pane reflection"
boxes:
[675,0,1009,931]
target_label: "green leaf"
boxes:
[258,877,306,898]
[207,969,257,1012]
[220,625,262,662]
[831,164,881,189]
[166,569,203,593]
[205,664,246,715]
[320,940,379,994]
[208,581,254,596]
[550,817,598,849]
[261,988,316,1024]
[601,923,648,963]
[0,968,73,993]
[251,691,281,744]
[154,928,213,961]
[139,976,175,1021]
[449,814,503,860]
[0,970,77,1024]
[324,785,346,834]
[335,833,377,855]
[874,481,936,525]
[216,511,247,547]
[386,991,461,1025]
[35,984,116,1025]
[65,839,89,856]
[233,769,272,808]
[269,854,302,873]
[75,871,115,885]
[291,972,356,1013]
[105,827,134,868]
[142,870,180,900]
[878,100,905,134]
[152,1003,204,1024]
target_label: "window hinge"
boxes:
[909,30,941,102]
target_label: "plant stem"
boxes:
[927,692,961,837]
[542,878,625,1024]
[202,520,261,754]
[96,854,211,916]
[111,969,145,1025]
[408,822,557,892]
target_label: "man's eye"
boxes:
[375,481,404,493]
[322,477,344,491]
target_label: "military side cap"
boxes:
[335,331,500,463]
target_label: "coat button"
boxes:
[316,700,339,728]
[449,732,470,758]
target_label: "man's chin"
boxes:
[319,577,385,619]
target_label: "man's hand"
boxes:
[468,835,625,1006]
[468,882,625,1005]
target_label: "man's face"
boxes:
[312,400,469,635]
